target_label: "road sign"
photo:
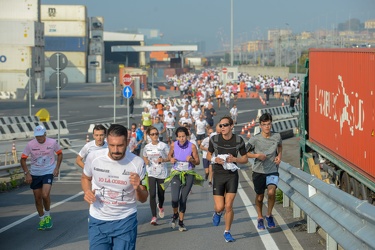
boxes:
[222,67,227,74]
[50,72,68,89]
[123,86,133,98]
[50,53,68,71]
[123,73,132,86]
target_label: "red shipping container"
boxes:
[308,48,375,182]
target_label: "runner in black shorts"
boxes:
[207,116,247,243]
[246,113,282,230]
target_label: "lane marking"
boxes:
[238,181,279,249]
[240,169,303,250]
[0,191,83,234]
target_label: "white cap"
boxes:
[34,125,46,136]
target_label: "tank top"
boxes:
[173,141,194,171]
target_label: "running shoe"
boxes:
[178,223,187,232]
[208,182,212,188]
[157,203,165,218]
[265,215,276,228]
[38,218,46,230]
[257,218,265,230]
[170,214,178,229]
[223,232,234,242]
[150,217,157,225]
[212,212,222,226]
[44,215,53,229]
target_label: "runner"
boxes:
[76,124,107,169]
[20,125,63,230]
[246,113,282,230]
[143,126,169,225]
[206,116,248,242]
[164,127,203,232]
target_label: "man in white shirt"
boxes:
[76,124,108,169]
[81,124,148,249]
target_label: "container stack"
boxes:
[88,16,104,83]
[41,5,88,84]
[0,0,45,99]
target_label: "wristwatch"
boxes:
[24,170,30,175]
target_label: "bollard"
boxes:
[12,142,18,164]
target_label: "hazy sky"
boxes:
[42,0,375,51]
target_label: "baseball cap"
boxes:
[34,125,46,136]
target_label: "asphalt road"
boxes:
[0,83,324,250]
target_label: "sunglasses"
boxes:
[219,123,230,128]
[149,133,159,136]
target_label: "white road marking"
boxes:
[0,191,83,234]
[240,169,303,250]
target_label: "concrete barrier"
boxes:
[87,123,112,133]
[59,138,71,149]
[0,120,69,141]
[253,118,298,140]
[256,105,299,122]
[0,116,40,125]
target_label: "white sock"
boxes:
[224,230,230,233]
[44,210,50,217]
[39,215,45,220]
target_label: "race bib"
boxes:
[175,161,189,171]
[144,117,149,121]
[148,165,162,176]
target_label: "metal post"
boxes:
[151,67,154,99]
[28,68,32,116]
[295,50,298,75]
[113,77,116,123]
[230,0,234,66]
[127,98,129,129]
[56,53,61,181]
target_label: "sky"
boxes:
[42,0,375,52]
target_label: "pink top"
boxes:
[22,137,62,176]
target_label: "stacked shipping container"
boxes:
[41,5,88,84]
[88,17,104,83]
[0,0,45,98]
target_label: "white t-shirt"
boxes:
[79,140,108,162]
[195,119,208,135]
[179,117,193,126]
[201,136,210,158]
[84,149,146,221]
[230,107,238,117]
[142,142,169,179]
[191,108,201,121]
[165,116,176,129]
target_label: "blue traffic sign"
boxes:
[123,86,133,98]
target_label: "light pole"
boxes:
[230,0,234,66]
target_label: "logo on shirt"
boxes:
[94,167,110,173]
[122,170,132,175]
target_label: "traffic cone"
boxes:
[244,124,248,131]
[248,122,251,127]
[247,131,251,138]
[251,119,255,126]
[241,128,245,134]
[86,134,90,143]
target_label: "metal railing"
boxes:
[278,162,375,249]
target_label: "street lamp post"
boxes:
[230,0,234,66]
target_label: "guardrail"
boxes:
[279,162,375,249]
